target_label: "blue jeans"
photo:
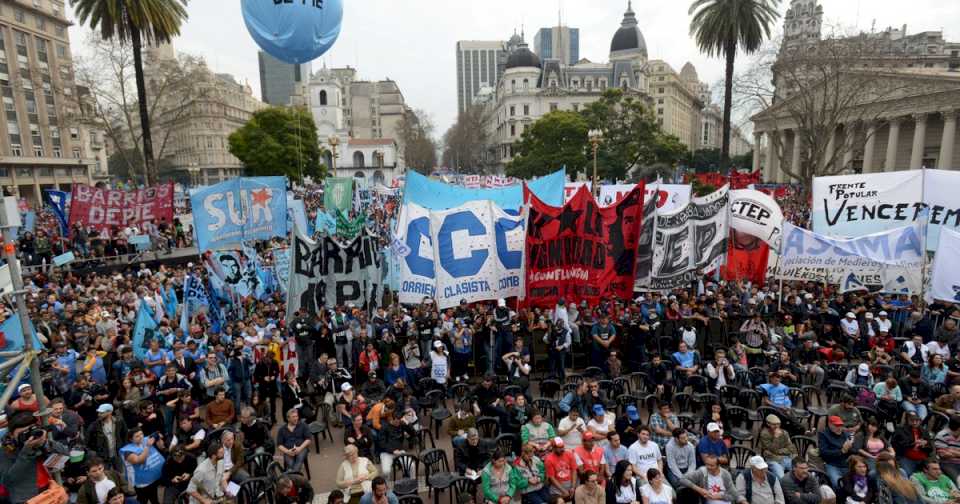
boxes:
[901,401,928,421]
[825,463,847,487]
[768,457,792,479]
[899,458,923,479]
[522,487,551,504]
[285,448,308,473]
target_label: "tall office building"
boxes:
[533,26,580,65]
[455,40,508,115]
[258,51,311,106]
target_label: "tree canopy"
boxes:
[506,111,589,180]
[228,107,325,183]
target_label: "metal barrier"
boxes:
[20,247,200,275]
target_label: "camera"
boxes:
[16,426,44,446]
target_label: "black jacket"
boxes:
[891,425,933,459]
[454,439,493,474]
[836,473,876,504]
[85,415,129,462]
[781,471,822,504]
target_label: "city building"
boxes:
[455,39,515,115]
[488,2,725,173]
[0,0,98,206]
[257,50,311,106]
[753,0,960,182]
[305,65,409,186]
[75,85,108,183]
[533,25,580,66]
[143,44,266,186]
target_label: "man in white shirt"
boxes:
[627,425,662,483]
[876,311,893,334]
[840,312,859,342]
[557,408,586,449]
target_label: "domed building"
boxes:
[488,2,714,173]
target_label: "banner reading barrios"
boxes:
[68,183,174,232]
[286,222,382,318]
[524,183,645,307]
[649,186,730,290]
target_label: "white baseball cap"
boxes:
[748,455,768,470]
[707,422,722,433]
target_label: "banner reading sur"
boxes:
[190,177,288,252]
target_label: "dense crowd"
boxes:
[3,182,959,504]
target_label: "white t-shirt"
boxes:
[558,417,585,448]
[705,472,730,504]
[627,440,661,475]
[94,478,117,504]
[640,483,675,504]
[430,352,448,384]
[840,319,859,337]
[614,479,638,504]
[587,414,615,446]
[682,328,698,349]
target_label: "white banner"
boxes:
[600,184,691,212]
[931,227,960,302]
[564,182,591,203]
[650,185,730,290]
[730,189,784,248]
[813,169,960,250]
[396,201,526,308]
[780,221,923,293]
[286,223,382,318]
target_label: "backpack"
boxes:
[857,387,877,407]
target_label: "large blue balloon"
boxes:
[241,0,343,64]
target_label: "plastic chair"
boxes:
[392,453,421,496]
[728,445,756,471]
[237,477,274,504]
[538,379,561,399]
[791,435,817,461]
[476,416,500,439]
[246,452,275,478]
[494,433,519,457]
[421,448,457,504]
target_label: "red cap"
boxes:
[582,432,595,441]
[828,415,844,426]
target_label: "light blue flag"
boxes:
[0,313,43,352]
[402,168,566,210]
[164,286,178,320]
[190,177,288,252]
[132,303,159,359]
[314,211,337,235]
[287,197,308,237]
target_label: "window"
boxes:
[511,80,516,92]
[10,144,21,156]
[319,90,327,105]
[52,146,60,157]
[72,147,80,159]
[55,26,65,37]
[523,104,529,116]
[510,124,515,137]
[549,79,557,88]
[69,127,78,140]
[509,105,515,117]
[658,98,664,104]
[35,16,45,32]
[33,145,43,157]
[571,79,579,88]
[353,151,365,168]
[657,108,663,115]
[658,87,664,94]
[522,79,529,89]
[14,10,25,23]
[599,79,607,90]
[586,80,593,91]
[549,103,558,112]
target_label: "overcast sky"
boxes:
[67,0,960,140]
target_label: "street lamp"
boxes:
[327,135,340,174]
[588,129,603,197]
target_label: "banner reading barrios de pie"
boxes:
[68,183,174,232]
[524,183,645,307]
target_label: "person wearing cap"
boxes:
[574,431,608,485]
[665,428,695,487]
[844,362,876,389]
[735,455,784,504]
[616,405,643,448]
[627,425,662,483]
[819,415,855,486]
[827,394,863,433]
[899,368,931,421]
[892,410,933,479]
[840,312,863,352]
[697,422,730,467]
[757,414,797,479]
[590,314,617,372]
[7,382,44,416]
[87,402,129,472]
[544,437,577,499]
[586,404,614,449]
[678,453,744,504]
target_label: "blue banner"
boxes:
[132,303,159,359]
[287,196,309,236]
[206,278,224,335]
[402,169,566,210]
[315,211,337,235]
[163,286,178,320]
[190,177,288,252]
[0,314,43,352]
[42,189,69,235]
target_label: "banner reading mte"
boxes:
[812,169,960,250]
[190,177,288,252]
[287,223,382,318]
[395,200,526,309]
[68,183,174,232]
[524,183,645,307]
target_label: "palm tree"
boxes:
[71,0,189,185]
[689,0,780,172]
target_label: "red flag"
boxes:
[721,229,770,287]
[523,183,645,308]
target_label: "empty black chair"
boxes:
[237,477,273,504]
[584,366,603,378]
[246,452,275,478]
[449,383,470,402]
[725,405,756,445]
[728,445,756,471]
[613,377,631,395]
[792,435,817,461]
[399,496,425,504]
[927,411,951,433]
[495,433,519,457]
[392,453,421,496]
[539,379,562,399]
[422,448,457,504]
[476,416,500,439]
[450,477,477,504]
[502,385,523,399]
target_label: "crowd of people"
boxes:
[4,179,960,504]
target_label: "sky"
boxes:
[67,0,960,141]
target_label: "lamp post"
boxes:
[588,129,603,198]
[328,135,340,175]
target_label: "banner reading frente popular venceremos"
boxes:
[394,200,525,308]
[524,182,645,307]
[286,222,382,318]
[813,169,960,251]
[68,182,174,232]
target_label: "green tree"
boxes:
[396,109,438,174]
[72,0,189,185]
[506,111,589,180]
[689,0,779,171]
[685,148,722,172]
[228,107,325,183]
[581,89,679,181]
[731,150,753,170]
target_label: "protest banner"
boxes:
[404,168,566,210]
[324,177,354,214]
[68,183,174,232]
[729,189,784,248]
[931,228,960,302]
[600,184,691,211]
[286,223,382,317]
[190,177,288,252]
[633,186,659,289]
[132,303,159,359]
[564,182,591,203]
[649,186,730,290]
[395,201,526,308]
[524,183,645,307]
[721,231,770,287]
[336,209,366,239]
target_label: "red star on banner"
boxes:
[251,188,272,207]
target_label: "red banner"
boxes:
[687,171,761,190]
[720,230,770,287]
[68,183,174,232]
[523,183,645,308]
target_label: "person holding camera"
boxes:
[0,411,70,504]
[119,427,166,504]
